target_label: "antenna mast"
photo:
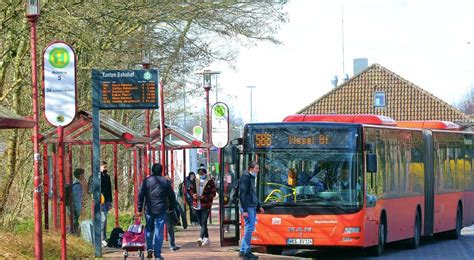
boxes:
[341,4,345,76]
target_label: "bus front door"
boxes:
[219,144,241,246]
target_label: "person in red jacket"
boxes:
[187,167,216,246]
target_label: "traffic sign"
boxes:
[193,125,203,141]
[43,41,77,126]
[211,102,229,148]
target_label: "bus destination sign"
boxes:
[246,124,359,150]
[92,69,159,109]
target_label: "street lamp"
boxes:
[142,49,151,176]
[195,70,220,169]
[247,86,256,122]
[26,0,43,259]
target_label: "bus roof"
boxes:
[396,120,460,130]
[283,114,397,126]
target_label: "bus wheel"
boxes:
[407,211,421,249]
[448,206,462,239]
[367,221,385,256]
[266,246,283,255]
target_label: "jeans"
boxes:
[100,210,108,240]
[166,211,176,248]
[101,202,111,240]
[196,208,209,239]
[240,207,256,254]
[145,213,167,257]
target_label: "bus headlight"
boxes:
[343,227,361,234]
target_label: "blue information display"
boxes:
[92,69,159,109]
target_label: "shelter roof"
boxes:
[0,106,35,129]
[39,110,150,144]
[150,124,207,149]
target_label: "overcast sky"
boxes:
[203,0,474,124]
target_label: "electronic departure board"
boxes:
[92,69,159,109]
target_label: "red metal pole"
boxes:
[160,81,166,175]
[28,14,43,259]
[43,144,49,230]
[182,149,187,216]
[143,63,151,176]
[205,86,211,170]
[113,144,119,227]
[145,110,150,176]
[133,149,138,213]
[171,149,174,184]
[57,126,67,260]
[90,145,94,219]
[52,145,58,230]
[67,145,73,233]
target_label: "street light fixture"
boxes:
[26,0,40,17]
[247,86,256,122]
[26,0,43,259]
[195,69,220,169]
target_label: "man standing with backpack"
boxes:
[239,161,264,259]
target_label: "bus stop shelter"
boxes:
[0,106,35,129]
[39,110,150,232]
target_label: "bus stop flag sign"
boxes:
[43,41,77,126]
[211,102,229,148]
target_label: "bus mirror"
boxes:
[224,145,238,164]
[365,143,375,153]
[366,153,377,173]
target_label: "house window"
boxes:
[374,91,386,107]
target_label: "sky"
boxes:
[203,0,474,124]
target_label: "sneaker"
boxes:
[154,256,164,260]
[101,240,108,247]
[243,252,258,259]
[197,238,203,246]
[170,246,180,252]
[147,250,153,258]
[202,237,210,246]
[238,252,245,257]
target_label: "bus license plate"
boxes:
[287,238,313,245]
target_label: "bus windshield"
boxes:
[243,123,364,213]
[256,150,363,211]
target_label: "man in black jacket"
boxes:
[239,161,264,259]
[137,163,176,260]
[100,161,112,246]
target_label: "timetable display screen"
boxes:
[92,69,159,110]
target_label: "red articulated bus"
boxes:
[219,114,474,256]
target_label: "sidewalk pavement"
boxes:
[103,200,296,259]
[103,223,293,259]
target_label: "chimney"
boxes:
[353,58,368,75]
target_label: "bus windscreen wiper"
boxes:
[262,201,298,209]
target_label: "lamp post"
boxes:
[26,0,43,259]
[142,50,151,176]
[196,70,220,169]
[247,86,256,122]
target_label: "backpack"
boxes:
[107,227,124,248]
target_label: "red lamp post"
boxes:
[196,70,220,170]
[26,0,43,259]
[142,50,151,176]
